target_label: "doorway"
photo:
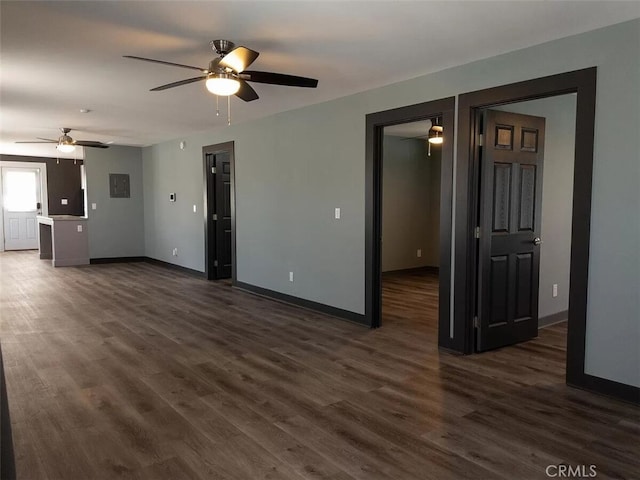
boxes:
[475,95,577,356]
[203,142,235,281]
[0,161,48,251]
[453,68,639,400]
[381,120,442,332]
[365,97,455,349]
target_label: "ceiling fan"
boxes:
[16,128,109,153]
[124,39,319,102]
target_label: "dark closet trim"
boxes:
[90,256,146,264]
[538,310,568,328]
[365,97,456,349]
[202,141,236,282]
[143,257,207,278]
[457,67,638,404]
[236,281,367,326]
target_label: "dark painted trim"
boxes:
[569,375,639,406]
[90,256,206,278]
[365,97,456,347]
[0,344,16,480]
[143,257,207,278]
[456,68,613,397]
[90,256,146,264]
[538,310,568,328]
[202,141,236,283]
[382,266,440,275]
[235,281,368,327]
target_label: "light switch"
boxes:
[334,207,341,219]
[193,204,197,213]
[91,203,97,210]
[61,198,68,205]
[77,225,83,232]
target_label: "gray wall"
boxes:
[84,145,144,259]
[142,144,204,271]
[142,20,640,387]
[382,136,439,271]
[495,95,576,320]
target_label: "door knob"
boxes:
[532,237,542,246]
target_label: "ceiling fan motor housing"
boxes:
[59,133,74,145]
[211,39,235,55]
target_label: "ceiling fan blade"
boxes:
[37,137,58,142]
[15,140,56,144]
[74,141,109,149]
[219,46,259,73]
[235,80,259,102]
[150,76,207,91]
[242,70,318,88]
[123,55,206,72]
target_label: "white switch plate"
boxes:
[91,203,97,210]
[61,198,68,205]
[417,249,422,258]
[289,271,294,282]
[335,208,341,219]
[172,248,178,256]
[77,225,82,232]
[552,284,558,297]
[193,204,197,213]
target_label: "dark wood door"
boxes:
[205,147,233,280]
[477,109,546,351]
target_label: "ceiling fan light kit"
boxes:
[428,117,444,145]
[56,143,76,153]
[206,73,241,96]
[15,127,110,153]
[124,39,318,124]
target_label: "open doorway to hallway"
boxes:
[381,120,441,334]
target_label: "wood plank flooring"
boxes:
[1,252,638,480]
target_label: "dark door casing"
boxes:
[204,144,233,280]
[477,109,546,351]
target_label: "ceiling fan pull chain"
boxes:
[227,95,231,126]
[216,95,220,117]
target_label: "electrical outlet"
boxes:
[334,208,341,219]
[61,198,68,205]
[76,225,83,233]
[289,271,294,282]
[417,249,422,258]
[552,284,558,298]
[172,248,178,256]
[91,203,97,210]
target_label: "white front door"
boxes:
[2,166,43,250]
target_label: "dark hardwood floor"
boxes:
[1,251,638,479]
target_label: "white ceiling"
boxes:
[385,120,433,139]
[1,1,639,158]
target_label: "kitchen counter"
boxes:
[36,215,89,267]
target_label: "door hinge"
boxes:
[474,226,480,239]
[213,260,218,267]
[473,316,479,328]
[478,133,484,147]
[211,167,217,174]
[212,213,218,221]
